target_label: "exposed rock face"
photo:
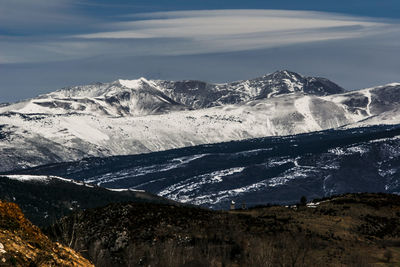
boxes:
[0,200,93,266]
[155,70,345,108]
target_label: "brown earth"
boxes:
[0,200,93,267]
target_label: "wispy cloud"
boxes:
[87,9,383,38]
[75,9,390,54]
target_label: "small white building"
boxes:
[230,200,236,210]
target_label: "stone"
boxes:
[0,243,6,254]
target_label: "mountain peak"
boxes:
[117,77,150,89]
[240,70,345,98]
[271,69,301,77]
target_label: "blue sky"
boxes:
[1,0,400,102]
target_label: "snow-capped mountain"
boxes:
[1,78,187,117]
[155,70,345,108]
[0,70,343,116]
[0,71,399,172]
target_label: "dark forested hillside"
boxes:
[0,175,178,227]
[46,193,400,267]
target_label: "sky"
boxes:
[1,0,400,103]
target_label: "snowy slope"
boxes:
[0,78,186,117]
[9,124,400,209]
[0,72,399,172]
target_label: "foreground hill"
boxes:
[2,71,400,172]
[0,175,177,226]
[0,200,93,266]
[46,193,400,267]
[12,124,400,209]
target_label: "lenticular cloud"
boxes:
[76,9,388,55]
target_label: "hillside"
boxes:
[0,200,93,266]
[0,175,178,227]
[46,193,400,267]
[11,124,400,209]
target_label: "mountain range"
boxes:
[1,70,400,173]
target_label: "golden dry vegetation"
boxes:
[0,200,93,267]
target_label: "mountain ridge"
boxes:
[0,70,344,116]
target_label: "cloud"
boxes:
[2,9,396,65]
[75,9,391,55]
[0,0,95,34]
[91,9,382,38]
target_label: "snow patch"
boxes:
[158,167,245,201]
[105,188,145,192]
[3,175,51,183]
[2,175,95,188]
[363,90,373,116]
[211,167,245,182]
[294,96,321,131]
